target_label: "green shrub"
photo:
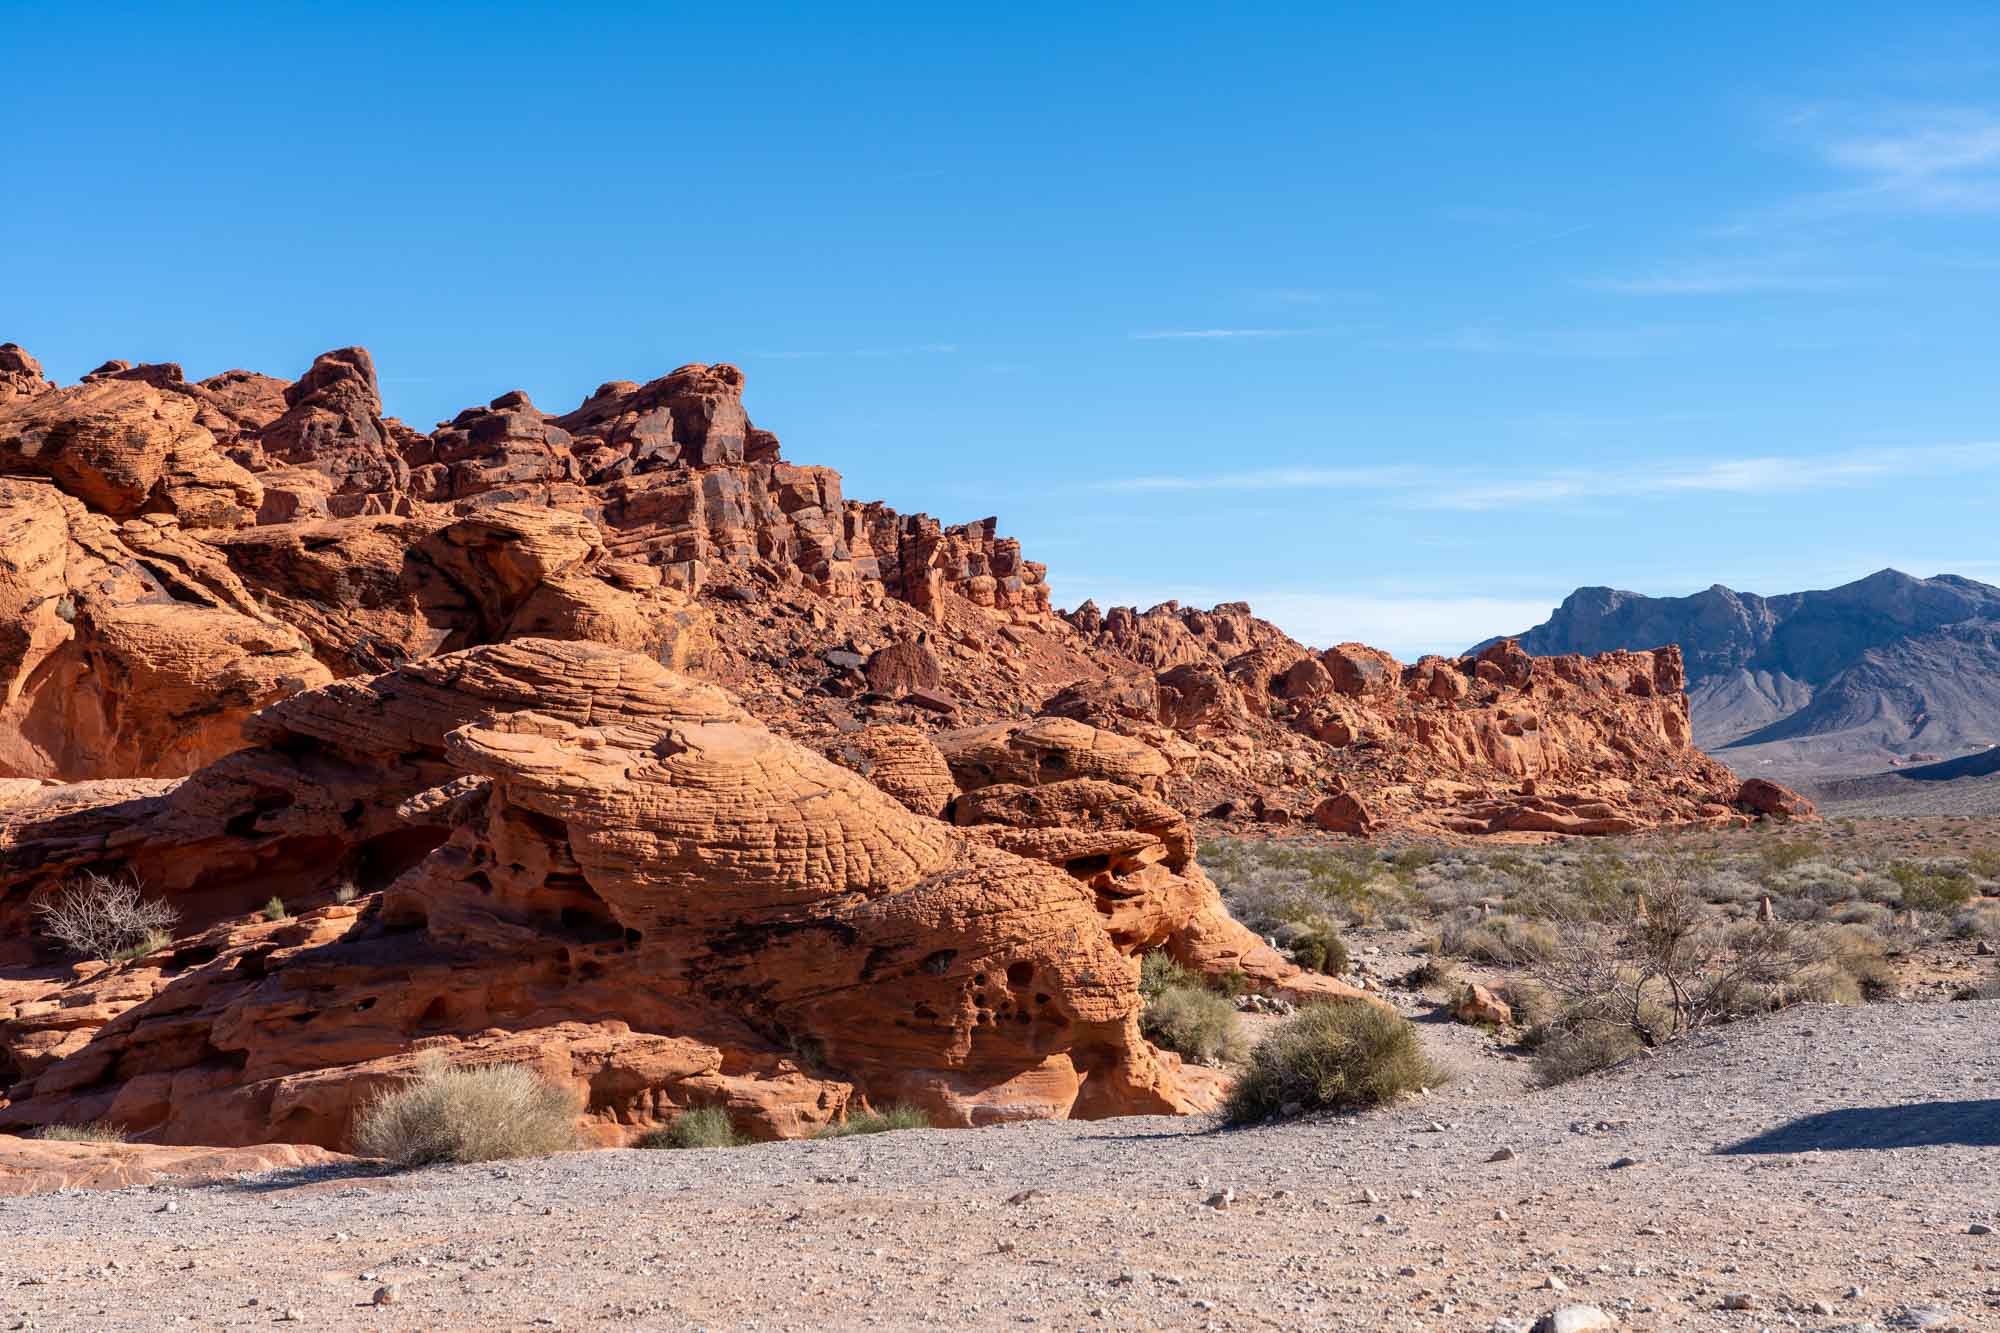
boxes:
[1286,922,1349,976]
[261,896,291,922]
[1139,951,1200,999]
[1224,1002,1438,1122]
[1890,862,1976,913]
[638,1106,741,1150]
[351,1059,581,1167]
[1142,984,1246,1064]
[814,1104,931,1137]
[110,927,173,962]
[1970,848,2000,882]
[30,1119,128,1143]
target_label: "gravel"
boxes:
[0,1002,1995,1331]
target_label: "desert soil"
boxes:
[2,1001,1995,1333]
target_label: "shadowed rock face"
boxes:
[0,641,1236,1147]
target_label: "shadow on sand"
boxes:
[1719,1098,2000,1155]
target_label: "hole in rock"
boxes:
[919,949,957,976]
[1006,961,1035,987]
[415,996,449,1027]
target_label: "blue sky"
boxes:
[7,3,1999,658]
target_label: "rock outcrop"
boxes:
[0,641,1226,1147]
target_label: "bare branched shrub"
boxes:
[31,872,178,960]
[1531,864,1827,1056]
[351,1058,582,1168]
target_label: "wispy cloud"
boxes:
[1423,441,2000,510]
[1097,465,1420,493]
[1093,441,2000,510]
[751,343,958,360]
[1130,328,1328,341]
[1400,324,1682,357]
[1781,103,2000,214]
[1581,260,1849,295]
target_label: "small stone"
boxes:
[1532,1306,1615,1333]
[278,1312,303,1324]
[1844,1285,1866,1299]
[1607,1156,1641,1169]
[158,1201,178,1214]
[1970,1222,1993,1235]
[1006,1190,1042,1206]
[1488,1147,1517,1162]
[996,1241,1017,1255]
[372,1285,401,1307]
[1811,1302,1835,1317]
[1721,1292,1755,1310]
[1540,1275,1567,1292]
[1494,1207,1511,1221]
[1360,1189,1383,1204]
[1204,1189,1234,1211]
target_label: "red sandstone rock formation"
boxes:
[0,641,1221,1146]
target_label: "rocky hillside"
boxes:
[0,341,1783,839]
[1483,570,2000,779]
[0,340,1805,1147]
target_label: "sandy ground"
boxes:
[1,1001,1995,1333]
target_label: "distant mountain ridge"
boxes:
[1476,570,2000,779]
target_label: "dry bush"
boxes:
[351,1059,582,1167]
[30,1119,128,1143]
[638,1106,741,1150]
[31,872,178,961]
[814,1105,930,1137]
[1530,866,1826,1052]
[1952,902,2000,940]
[1436,913,1558,965]
[1225,1001,1439,1122]
[1142,984,1247,1064]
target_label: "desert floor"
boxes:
[2,1000,1995,1333]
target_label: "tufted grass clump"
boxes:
[638,1106,741,1150]
[1141,984,1247,1064]
[351,1059,582,1168]
[30,1119,129,1143]
[261,896,291,922]
[1224,1001,1438,1123]
[814,1104,931,1137]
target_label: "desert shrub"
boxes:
[261,896,290,922]
[111,927,173,962]
[1139,951,1200,999]
[1951,902,2000,940]
[1971,848,2000,882]
[351,1059,581,1167]
[1756,839,1821,879]
[1224,1002,1438,1122]
[1406,956,1460,993]
[31,872,179,961]
[1890,862,1976,913]
[1531,867,1823,1047]
[1436,913,1558,965]
[1502,977,1561,1032]
[814,1104,931,1137]
[1532,1020,1644,1085]
[30,1119,128,1143]
[639,1106,741,1150]
[1285,922,1349,976]
[333,882,359,905]
[1142,984,1246,1064]
[1834,901,1894,928]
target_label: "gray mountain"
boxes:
[1476,570,2000,780]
